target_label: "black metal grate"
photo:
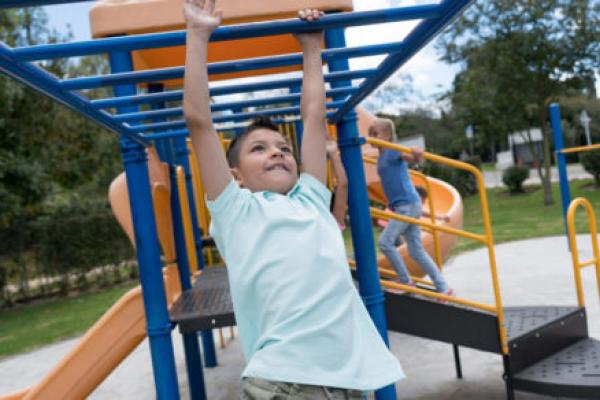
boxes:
[169,267,236,332]
[504,306,580,340]
[515,338,600,394]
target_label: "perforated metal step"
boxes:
[513,337,600,398]
[504,306,581,340]
[169,267,236,333]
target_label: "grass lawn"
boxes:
[454,179,600,254]
[342,179,600,257]
[0,282,136,358]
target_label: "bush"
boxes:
[32,196,133,295]
[502,165,530,194]
[581,151,600,187]
[419,158,480,198]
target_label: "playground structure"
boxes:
[550,103,600,236]
[1,1,600,400]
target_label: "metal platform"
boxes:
[513,337,600,398]
[169,267,236,333]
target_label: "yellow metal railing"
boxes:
[560,143,600,155]
[566,198,600,307]
[366,137,508,354]
[365,155,443,269]
[175,166,199,275]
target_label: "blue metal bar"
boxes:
[147,116,297,139]
[60,42,402,91]
[0,42,146,145]
[90,69,374,110]
[147,83,170,160]
[114,86,357,123]
[110,50,180,399]
[135,101,342,132]
[289,84,304,155]
[15,6,441,61]
[0,0,92,7]
[145,130,190,141]
[325,28,396,400]
[330,0,474,123]
[550,103,572,246]
[172,138,219,369]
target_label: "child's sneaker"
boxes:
[437,288,455,303]
[386,280,416,295]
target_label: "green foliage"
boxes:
[0,8,126,302]
[439,0,600,204]
[581,152,600,187]
[502,165,530,194]
[32,195,133,295]
[419,159,479,198]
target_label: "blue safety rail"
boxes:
[0,0,472,144]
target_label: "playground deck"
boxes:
[1,235,598,399]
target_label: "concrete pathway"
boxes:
[1,235,599,399]
[483,164,590,188]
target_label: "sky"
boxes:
[42,0,461,114]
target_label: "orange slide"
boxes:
[356,108,463,277]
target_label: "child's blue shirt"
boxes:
[377,148,420,207]
[207,173,404,390]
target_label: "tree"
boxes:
[439,0,600,205]
[0,8,123,301]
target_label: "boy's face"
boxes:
[231,128,298,194]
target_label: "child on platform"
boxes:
[369,118,453,295]
[183,1,403,398]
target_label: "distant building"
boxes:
[495,128,544,170]
[509,128,544,166]
[396,134,425,149]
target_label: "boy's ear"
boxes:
[230,168,244,187]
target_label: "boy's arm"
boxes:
[327,141,348,226]
[295,9,328,185]
[183,0,230,200]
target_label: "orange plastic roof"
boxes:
[90,0,354,84]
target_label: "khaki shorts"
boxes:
[240,377,367,400]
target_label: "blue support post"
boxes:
[550,103,572,244]
[166,148,208,400]
[147,83,170,160]
[173,138,219,369]
[108,50,180,400]
[325,28,397,400]
[289,84,304,154]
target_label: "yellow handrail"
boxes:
[566,197,600,307]
[176,166,199,274]
[560,143,600,155]
[187,139,214,267]
[366,137,508,354]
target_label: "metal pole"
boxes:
[146,84,208,399]
[108,50,180,400]
[325,28,397,400]
[173,137,219,370]
[549,103,571,246]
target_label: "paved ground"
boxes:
[483,164,589,188]
[1,235,599,399]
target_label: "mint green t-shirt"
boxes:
[207,173,404,390]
